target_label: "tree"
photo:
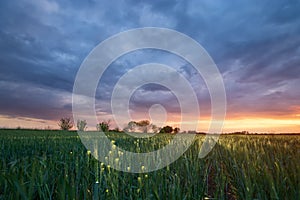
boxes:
[58,117,73,130]
[136,120,150,127]
[159,126,173,133]
[174,127,180,134]
[77,119,87,131]
[96,120,111,132]
[136,120,150,133]
[126,121,137,132]
[151,124,159,133]
[124,120,158,133]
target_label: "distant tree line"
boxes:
[58,117,180,134]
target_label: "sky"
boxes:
[0,0,300,133]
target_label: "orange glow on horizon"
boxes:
[151,114,300,133]
[0,114,299,133]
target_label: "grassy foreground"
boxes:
[0,129,299,199]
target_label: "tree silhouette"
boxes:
[174,127,180,133]
[77,119,87,131]
[160,126,173,133]
[58,117,73,130]
[136,120,150,133]
[124,120,158,133]
[96,120,111,132]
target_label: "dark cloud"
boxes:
[0,81,72,121]
[0,0,299,123]
[129,84,179,110]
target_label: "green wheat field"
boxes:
[0,129,299,199]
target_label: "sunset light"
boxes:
[0,0,299,199]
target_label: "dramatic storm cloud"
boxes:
[0,0,299,132]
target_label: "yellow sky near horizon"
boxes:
[1,114,299,133]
